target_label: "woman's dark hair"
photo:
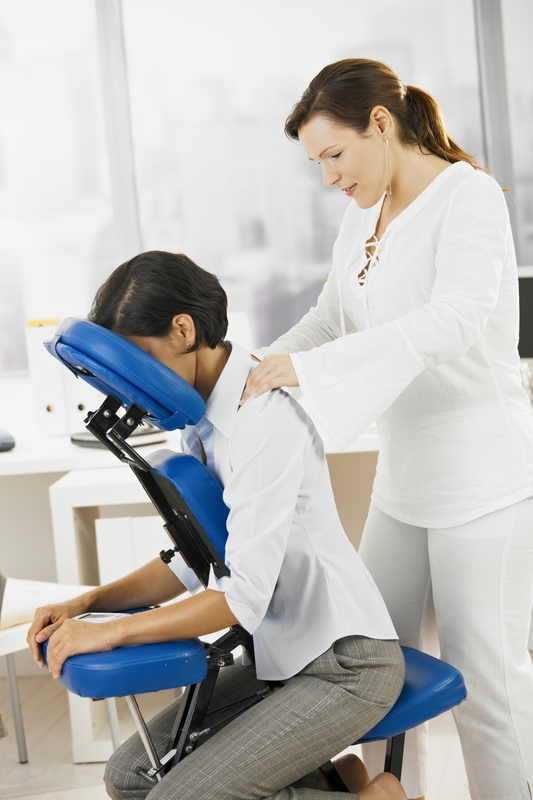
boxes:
[285,58,485,170]
[88,251,228,351]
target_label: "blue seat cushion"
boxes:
[43,636,465,744]
[42,636,207,699]
[356,647,467,743]
[45,318,205,431]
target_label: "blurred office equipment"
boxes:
[518,270,533,360]
[0,429,15,452]
[518,268,533,402]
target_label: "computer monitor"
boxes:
[518,267,533,359]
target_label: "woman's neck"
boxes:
[194,343,230,402]
[376,148,450,239]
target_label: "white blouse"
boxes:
[168,343,397,681]
[257,162,533,529]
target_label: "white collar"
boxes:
[204,341,253,441]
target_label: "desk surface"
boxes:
[0,432,183,477]
[0,425,380,478]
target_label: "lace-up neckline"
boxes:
[358,233,382,286]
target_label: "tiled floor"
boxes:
[0,674,470,799]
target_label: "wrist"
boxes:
[111,613,134,648]
[82,588,107,614]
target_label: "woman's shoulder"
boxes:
[443,162,510,223]
[447,161,506,202]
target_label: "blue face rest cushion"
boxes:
[44,318,206,431]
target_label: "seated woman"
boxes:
[27,251,406,800]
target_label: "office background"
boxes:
[0,6,531,794]
[0,0,531,378]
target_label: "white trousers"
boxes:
[358,496,533,800]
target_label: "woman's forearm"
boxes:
[84,557,186,613]
[111,589,238,647]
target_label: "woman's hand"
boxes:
[45,618,117,679]
[240,354,299,405]
[27,597,88,668]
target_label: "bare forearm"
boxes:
[111,589,238,647]
[83,558,186,614]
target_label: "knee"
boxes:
[382,640,407,710]
[104,748,140,800]
[103,755,123,800]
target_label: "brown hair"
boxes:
[285,58,485,171]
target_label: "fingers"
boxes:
[36,621,62,644]
[240,355,298,405]
[45,619,114,679]
[27,607,56,666]
[46,619,81,678]
[27,601,82,667]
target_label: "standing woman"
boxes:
[242,59,533,800]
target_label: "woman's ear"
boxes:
[370,105,393,137]
[170,314,197,350]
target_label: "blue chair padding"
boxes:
[148,450,229,564]
[45,318,205,431]
[356,647,466,743]
[43,638,465,736]
[42,636,207,699]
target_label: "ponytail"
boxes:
[285,59,486,172]
[401,85,484,169]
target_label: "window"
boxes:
[121,0,483,346]
[501,0,533,264]
[2,0,528,374]
[0,0,116,372]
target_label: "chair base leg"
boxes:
[384,732,405,780]
[5,653,28,764]
[125,694,166,784]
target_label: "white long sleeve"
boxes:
[262,163,533,527]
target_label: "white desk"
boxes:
[0,431,182,596]
[0,432,178,477]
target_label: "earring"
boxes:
[385,136,392,197]
[186,342,191,348]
